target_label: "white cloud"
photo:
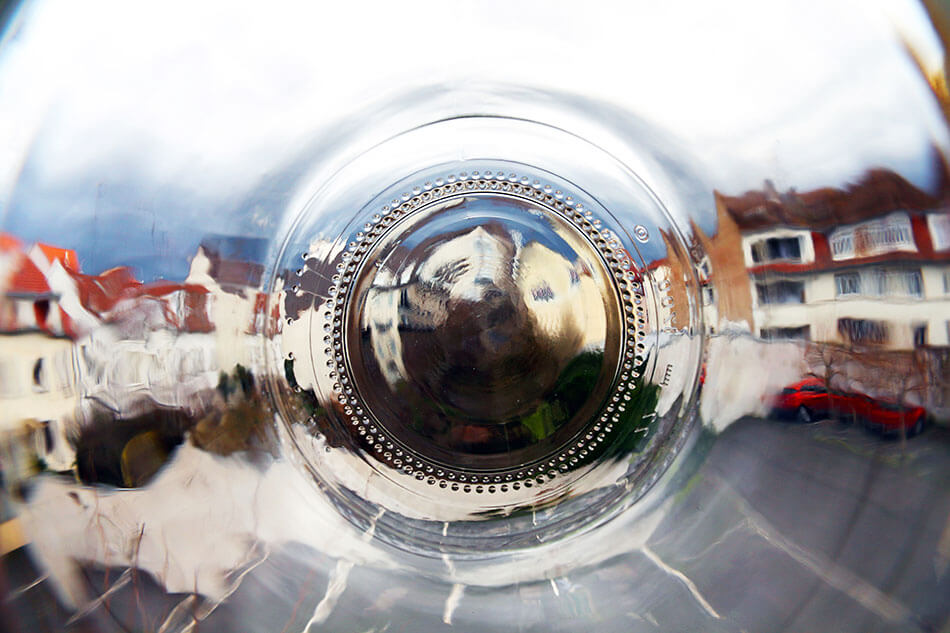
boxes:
[0,0,945,209]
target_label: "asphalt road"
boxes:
[648,416,950,633]
[2,415,949,633]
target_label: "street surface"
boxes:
[2,416,948,633]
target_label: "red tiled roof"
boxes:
[719,167,948,231]
[67,266,213,322]
[71,266,143,315]
[2,235,77,296]
[7,254,50,295]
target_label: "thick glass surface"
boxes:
[1,1,949,632]
[346,192,621,472]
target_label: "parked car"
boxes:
[771,378,856,423]
[858,396,926,436]
[771,378,926,435]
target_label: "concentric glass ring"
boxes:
[267,118,703,553]
[326,172,647,493]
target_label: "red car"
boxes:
[857,396,926,435]
[772,378,856,423]
[771,378,926,435]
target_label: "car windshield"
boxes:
[877,401,903,411]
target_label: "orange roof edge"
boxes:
[35,242,79,272]
[0,232,23,252]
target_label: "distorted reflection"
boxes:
[770,377,928,434]
[697,164,950,435]
[0,231,278,494]
[1,158,949,631]
[1,0,949,629]
[347,195,622,472]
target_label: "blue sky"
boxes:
[1,0,947,281]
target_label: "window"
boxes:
[877,401,903,412]
[32,358,48,393]
[855,268,923,297]
[830,233,854,259]
[835,273,860,296]
[33,299,50,327]
[913,325,927,348]
[927,213,950,252]
[898,270,923,297]
[751,237,802,263]
[756,280,805,304]
[760,326,810,341]
[872,269,888,295]
[531,283,555,302]
[877,268,923,297]
[830,212,915,260]
[42,421,54,453]
[837,318,888,345]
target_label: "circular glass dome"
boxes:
[269,126,702,548]
[341,188,625,475]
[1,1,948,632]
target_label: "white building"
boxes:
[742,211,950,350]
